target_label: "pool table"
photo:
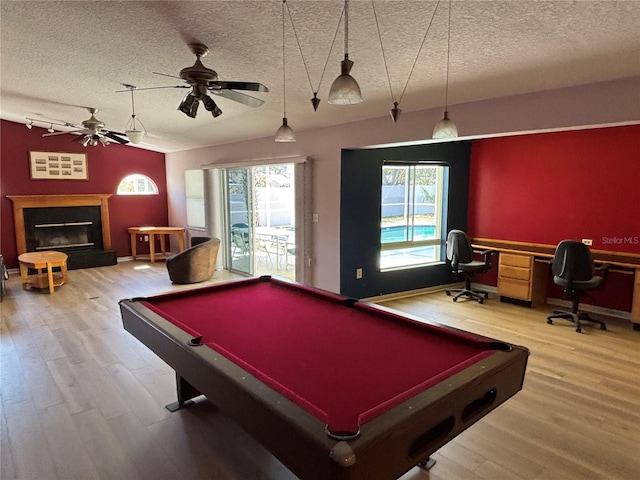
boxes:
[119,276,529,480]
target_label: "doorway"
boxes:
[224,163,297,279]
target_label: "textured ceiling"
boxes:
[1,1,639,153]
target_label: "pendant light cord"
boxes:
[344,0,349,56]
[282,0,287,116]
[286,1,344,97]
[129,87,137,129]
[444,0,452,110]
[372,0,441,106]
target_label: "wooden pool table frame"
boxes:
[120,279,528,480]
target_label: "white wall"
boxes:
[166,76,640,293]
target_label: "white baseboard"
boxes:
[363,283,461,303]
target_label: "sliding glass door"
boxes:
[188,157,308,283]
[226,167,254,275]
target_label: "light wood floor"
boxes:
[1,261,638,480]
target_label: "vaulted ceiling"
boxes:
[1,1,639,152]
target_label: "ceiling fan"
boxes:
[133,43,268,118]
[35,108,129,147]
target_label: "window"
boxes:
[380,162,447,270]
[185,169,206,229]
[116,174,158,195]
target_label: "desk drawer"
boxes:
[499,265,531,281]
[500,253,532,268]
[498,278,531,300]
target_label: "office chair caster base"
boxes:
[446,288,488,303]
[547,311,606,333]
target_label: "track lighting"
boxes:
[48,124,55,133]
[26,120,33,129]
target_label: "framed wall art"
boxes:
[29,151,88,180]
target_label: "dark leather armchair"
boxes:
[0,254,7,301]
[546,240,609,333]
[445,229,495,303]
[166,236,220,284]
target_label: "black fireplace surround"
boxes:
[23,206,117,269]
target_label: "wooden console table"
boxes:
[471,238,640,328]
[128,227,186,263]
[19,251,68,294]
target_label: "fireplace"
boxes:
[8,194,117,269]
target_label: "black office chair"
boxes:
[445,230,495,304]
[546,240,609,333]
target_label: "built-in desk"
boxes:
[472,238,640,329]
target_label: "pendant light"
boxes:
[328,0,362,105]
[432,0,458,139]
[275,0,296,142]
[123,84,147,144]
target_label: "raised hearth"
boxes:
[8,194,117,269]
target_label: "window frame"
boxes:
[379,161,447,271]
[116,174,158,196]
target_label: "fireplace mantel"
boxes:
[8,194,113,255]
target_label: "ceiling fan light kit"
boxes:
[145,42,269,120]
[178,92,199,118]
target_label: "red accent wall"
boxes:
[468,124,640,312]
[0,119,168,269]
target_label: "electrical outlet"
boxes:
[356,268,363,279]
[312,213,319,223]
[582,238,593,246]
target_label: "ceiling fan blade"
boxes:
[153,71,183,80]
[42,129,83,137]
[118,85,190,92]
[214,81,269,93]
[104,131,129,144]
[213,89,265,108]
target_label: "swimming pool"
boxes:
[381,225,436,243]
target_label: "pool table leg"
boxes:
[165,374,201,412]
[417,457,436,470]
